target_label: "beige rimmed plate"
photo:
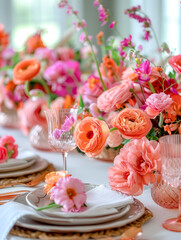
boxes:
[26,185,127,218]
[16,199,145,233]
[0,158,48,178]
[13,193,130,226]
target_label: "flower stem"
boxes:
[110,127,117,132]
[36,203,61,211]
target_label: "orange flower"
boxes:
[74,117,109,157]
[88,75,100,89]
[64,94,75,108]
[25,33,45,54]
[0,24,9,49]
[44,171,70,195]
[166,94,181,122]
[5,81,16,92]
[13,59,41,85]
[96,31,104,45]
[113,108,152,139]
[168,55,181,74]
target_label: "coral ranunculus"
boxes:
[13,59,41,85]
[109,162,143,196]
[169,55,181,74]
[97,83,132,112]
[74,117,109,157]
[113,108,152,139]
[25,33,46,54]
[0,146,8,163]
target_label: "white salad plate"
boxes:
[16,198,145,233]
[13,193,131,226]
[0,158,48,178]
[26,185,130,218]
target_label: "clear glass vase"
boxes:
[151,173,179,209]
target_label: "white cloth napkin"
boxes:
[0,185,133,239]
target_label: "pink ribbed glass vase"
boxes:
[151,174,179,209]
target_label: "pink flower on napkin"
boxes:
[0,146,8,163]
[51,177,87,212]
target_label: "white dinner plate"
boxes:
[26,185,127,218]
[0,158,49,178]
[16,199,145,233]
[13,193,130,226]
[0,158,36,173]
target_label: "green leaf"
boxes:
[105,46,113,51]
[122,139,131,145]
[168,70,176,80]
[110,127,117,132]
[146,128,158,141]
[0,66,13,71]
[112,50,120,65]
[148,82,156,93]
[12,53,21,67]
[98,116,104,121]
[78,95,85,115]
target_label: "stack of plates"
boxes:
[13,184,145,233]
[0,150,49,178]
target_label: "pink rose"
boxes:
[51,97,65,110]
[109,161,143,196]
[0,146,8,163]
[114,137,161,185]
[97,83,132,112]
[107,130,123,148]
[145,93,173,118]
[0,135,18,159]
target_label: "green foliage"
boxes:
[112,50,120,65]
[122,138,131,145]
[78,95,85,115]
[12,52,21,67]
[168,70,176,80]
[146,128,158,141]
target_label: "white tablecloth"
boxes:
[0,127,180,240]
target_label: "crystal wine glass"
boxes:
[160,134,181,232]
[44,108,78,171]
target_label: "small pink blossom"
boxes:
[0,146,8,163]
[109,21,116,29]
[144,30,150,41]
[73,20,87,31]
[14,85,27,102]
[93,0,100,7]
[0,135,18,159]
[145,93,173,118]
[58,0,68,8]
[2,48,15,60]
[35,47,57,64]
[66,5,73,14]
[79,32,92,43]
[107,130,123,148]
[53,115,75,139]
[51,177,87,212]
[53,129,61,140]
[138,45,143,51]
[135,60,152,82]
[120,35,135,48]
[98,4,109,26]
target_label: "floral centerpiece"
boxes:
[58,0,181,201]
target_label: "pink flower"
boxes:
[145,93,173,118]
[58,0,68,8]
[73,20,87,31]
[98,4,109,26]
[93,0,100,7]
[114,137,161,186]
[109,21,116,29]
[79,32,92,43]
[97,82,132,112]
[56,47,75,61]
[35,47,57,64]
[13,85,27,102]
[121,35,135,47]
[89,103,100,118]
[51,177,87,212]
[0,135,18,159]
[135,60,152,82]
[18,98,47,135]
[109,161,143,196]
[0,146,8,163]
[44,60,81,97]
[51,97,65,110]
[2,48,15,60]
[144,30,150,41]
[107,130,123,148]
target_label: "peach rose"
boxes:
[113,108,152,139]
[74,117,109,157]
[106,130,123,148]
[44,171,70,195]
[114,137,161,185]
[109,161,143,196]
[97,83,132,112]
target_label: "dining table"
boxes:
[0,126,180,240]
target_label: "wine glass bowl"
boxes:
[160,134,181,232]
[44,108,78,170]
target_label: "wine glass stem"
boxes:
[62,152,68,171]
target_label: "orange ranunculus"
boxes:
[168,55,181,74]
[113,108,152,139]
[44,171,70,195]
[25,33,45,54]
[165,94,181,122]
[74,117,109,157]
[13,59,41,85]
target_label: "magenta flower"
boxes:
[144,30,150,41]
[73,19,87,31]
[135,60,152,82]
[53,129,62,140]
[109,21,116,29]
[93,0,100,7]
[58,0,68,8]
[120,35,135,48]
[51,177,87,212]
[35,47,57,64]
[98,4,109,26]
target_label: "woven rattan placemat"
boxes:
[0,163,55,188]
[10,208,153,240]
